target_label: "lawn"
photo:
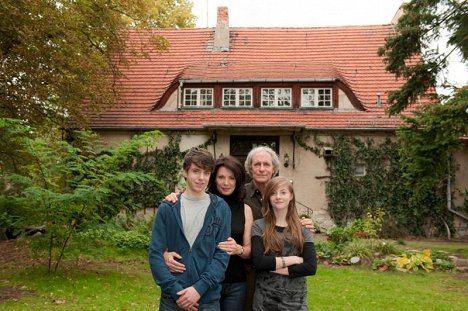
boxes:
[0,239,467,310]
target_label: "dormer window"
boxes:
[184,88,213,107]
[261,88,291,107]
[301,88,332,108]
[222,88,253,107]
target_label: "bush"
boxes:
[315,240,339,259]
[371,239,400,256]
[112,231,150,249]
[396,249,434,272]
[343,239,374,260]
[75,223,121,246]
[372,257,397,271]
[326,226,354,244]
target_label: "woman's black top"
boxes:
[222,195,247,283]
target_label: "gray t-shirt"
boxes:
[180,193,210,247]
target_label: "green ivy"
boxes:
[296,134,453,237]
[120,131,216,210]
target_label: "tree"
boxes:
[378,0,467,115]
[379,0,468,235]
[0,120,165,272]
[0,0,195,129]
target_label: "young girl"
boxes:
[251,176,317,311]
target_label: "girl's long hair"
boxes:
[261,176,304,255]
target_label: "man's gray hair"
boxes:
[244,146,280,177]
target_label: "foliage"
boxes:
[314,240,340,260]
[322,136,411,229]
[430,250,455,270]
[326,225,355,245]
[298,133,457,236]
[396,249,434,272]
[342,239,374,260]
[397,88,468,217]
[112,231,150,249]
[120,132,183,209]
[371,257,397,271]
[0,120,164,272]
[371,240,400,256]
[0,0,195,129]
[349,208,385,238]
[378,0,468,115]
[75,212,153,250]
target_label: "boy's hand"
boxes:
[177,286,200,311]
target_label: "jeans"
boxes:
[220,282,247,311]
[159,293,220,311]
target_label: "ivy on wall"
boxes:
[295,134,453,237]
[120,132,183,210]
[121,131,216,210]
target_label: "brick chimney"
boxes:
[213,7,229,52]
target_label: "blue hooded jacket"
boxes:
[149,193,231,304]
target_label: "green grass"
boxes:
[400,240,468,257]
[1,241,467,310]
[308,266,468,311]
[0,259,160,311]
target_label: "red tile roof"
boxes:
[90,25,416,130]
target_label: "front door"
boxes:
[230,135,279,180]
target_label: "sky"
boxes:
[190,0,467,90]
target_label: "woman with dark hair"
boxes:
[164,155,253,311]
[251,176,317,311]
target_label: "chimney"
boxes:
[391,4,405,25]
[213,7,229,52]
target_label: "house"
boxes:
[90,7,468,234]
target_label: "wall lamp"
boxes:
[283,153,290,168]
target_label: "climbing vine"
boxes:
[296,134,453,237]
[121,131,216,210]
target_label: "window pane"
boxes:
[301,88,315,107]
[223,88,236,106]
[262,89,274,106]
[277,88,291,107]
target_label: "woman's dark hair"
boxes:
[209,155,246,202]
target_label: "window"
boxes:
[261,88,291,107]
[183,88,213,107]
[222,88,253,107]
[354,164,367,177]
[301,88,332,107]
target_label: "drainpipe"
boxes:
[212,131,217,159]
[177,81,184,110]
[446,153,468,239]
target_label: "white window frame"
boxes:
[183,88,213,107]
[222,88,253,107]
[301,88,332,108]
[354,164,367,177]
[261,88,292,107]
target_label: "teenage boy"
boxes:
[149,147,231,311]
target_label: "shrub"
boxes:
[112,231,150,249]
[372,257,397,271]
[371,239,400,256]
[75,223,121,246]
[343,239,374,260]
[396,249,434,272]
[431,250,455,270]
[315,240,339,259]
[326,226,354,244]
